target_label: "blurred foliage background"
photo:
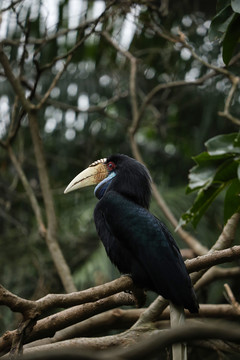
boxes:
[0,0,239,341]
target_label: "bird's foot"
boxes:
[120,274,146,307]
[131,286,147,308]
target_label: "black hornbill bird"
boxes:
[64,154,198,313]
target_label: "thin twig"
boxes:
[7,145,46,236]
[152,24,240,126]
[0,0,22,14]
[0,43,33,112]
[218,77,240,125]
[224,283,240,314]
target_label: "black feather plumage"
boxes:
[94,154,198,313]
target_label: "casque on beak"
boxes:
[64,160,108,194]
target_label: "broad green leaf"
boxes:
[182,183,226,227]
[209,5,234,40]
[231,0,240,13]
[205,133,240,156]
[213,158,239,182]
[222,14,240,65]
[183,133,240,227]
[193,151,229,165]
[187,164,218,192]
[224,179,240,223]
[185,159,237,226]
[187,153,237,193]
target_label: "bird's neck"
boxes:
[94,172,116,200]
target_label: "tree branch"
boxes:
[0,292,136,356]
[25,304,240,349]
[28,111,76,293]
[0,43,33,112]
[2,241,240,354]
[218,76,240,125]
[0,41,76,293]
[16,321,240,360]
[193,212,240,287]
[0,277,133,317]
[186,245,240,273]
[195,266,240,290]
[7,145,46,236]
[224,283,240,314]
[102,29,208,256]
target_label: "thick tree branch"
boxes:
[15,321,240,360]
[0,277,133,316]
[186,245,240,273]
[0,292,136,356]
[195,266,240,290]
[25,304,240,349]
[105,322,240,360]
[2,243,240,354]
[213,213,240,251]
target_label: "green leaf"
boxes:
[231,0,240,13]
[205,133,240,156]
[222,14,240,65]
[187,152,237,193]
[182,183,226,227]
[224,179,240,223]
[209,5,234,40]
[187,164,218,192]
[184,158,238,226]
[183,133,240,227]
[193,151,225,165]
[213,158,239,182]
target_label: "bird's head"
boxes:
[64,154,151,209]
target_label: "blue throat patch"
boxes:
[94,171,116,199]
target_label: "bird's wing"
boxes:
[97,191,194,308]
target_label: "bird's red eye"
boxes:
[107,161,116,171]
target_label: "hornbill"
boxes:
[64,154,198,314]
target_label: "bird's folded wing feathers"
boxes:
[99,191,192,304]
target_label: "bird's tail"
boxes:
[170,302,187,360]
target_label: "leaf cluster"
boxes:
[209,0,240,64]
[181,133,240,227]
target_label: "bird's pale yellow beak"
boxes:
[64,162,108,194]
